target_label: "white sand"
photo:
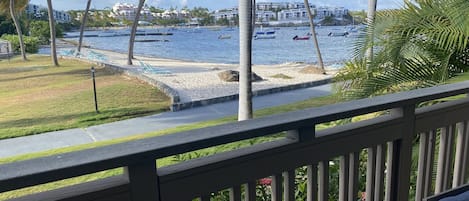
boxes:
[74,48,336,102]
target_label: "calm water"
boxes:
[63,26,359,67]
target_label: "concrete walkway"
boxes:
[0,84,331,158]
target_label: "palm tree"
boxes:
[365,0,378,62]
[303,0,325,74]
[335,0,469,100]
[127,0,145,65]
[0,0,28,61]
[46,0,59,66]
[238,0,254,121]
[77,0,92,54]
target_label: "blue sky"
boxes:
[29,0,404,11]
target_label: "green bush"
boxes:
[29,21,63,45]
[0,34,39,53]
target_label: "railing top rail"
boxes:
[1,81,469,193]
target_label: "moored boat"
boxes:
[218,34,232,39]
[254,30,275,40]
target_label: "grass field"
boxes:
[0,55,170,139]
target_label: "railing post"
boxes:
[125,160,161,201]
[287,126,315,142]
[386,105,416,201]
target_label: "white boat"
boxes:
[254,29,276,40]
[218,34,232,39]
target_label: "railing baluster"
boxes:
[318,160,329,201]
[307,164,318,201]
[229,186,241,201]
[272,174,283,201]
[284,170,296,201]
[374,143,386,201]
[125,160,160,201]
[416,132,431,201]
[244,181,256,201]
[200,194,211,201]
[453,122,468,187]
[436,125,455,193]
[339,154,350,201]
[386,106,415,201]
[349,152,359,201]
[424,130,436,198]
[463,121,469,183]
[385,141,393,201]
[366,146,377,201]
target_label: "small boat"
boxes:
[328,31,349,37]
[254,30,276,40]
[293,35,310,40]
[218,34,231,39]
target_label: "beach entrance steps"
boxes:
[59,49,108,62]
[138,61,172,74]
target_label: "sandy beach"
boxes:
[59,43,336,103]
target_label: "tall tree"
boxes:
[127,0,145,65]
[0,0,28,61]
[46,0,59,66]
[365,0,377,62]
[304,0,325,73]
[238,0,254,120]
[77,0,92,54]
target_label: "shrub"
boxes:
[0,34,39,53]
[29,21,63,45]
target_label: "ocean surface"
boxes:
[60,26,360,67]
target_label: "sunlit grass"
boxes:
[0,55,170,139]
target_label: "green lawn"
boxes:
[0,55,170,139]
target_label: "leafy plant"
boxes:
[0,34,38,53]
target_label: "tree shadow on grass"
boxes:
[0,68,116,83]
[0,107,168,139]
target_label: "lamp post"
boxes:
[91,66,99,113]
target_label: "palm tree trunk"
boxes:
[77,0,92,54]
[304,0,325,74]
[127,0,145,65]
[47,0,59,66]
[365,0,377,64]
[238,0,253,121]
[9,0,26,61]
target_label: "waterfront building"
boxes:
[155,9,190,19]
[213,8,239,21]
[277,8,311,22]
[25,4,71,23]
[255,10,276,22]
[315,6,349,19]
[109,3,155,21]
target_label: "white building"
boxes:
[256,2,314,11]
[255,11,276,22]
[0,40,12,55]
[277,8,311,22]
[109,3,154,21]
[26,4,71,23]
[155,9,189,19]
[315,6,348,19]
[213,8,238,21]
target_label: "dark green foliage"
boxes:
[0,14,16,36]
[0,34,38,53]
[335,0,469,100]
[29,20,63,44]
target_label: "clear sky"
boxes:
[29,0,404,11]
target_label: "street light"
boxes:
[91,66,99,113]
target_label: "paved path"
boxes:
[0,84,331,158]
